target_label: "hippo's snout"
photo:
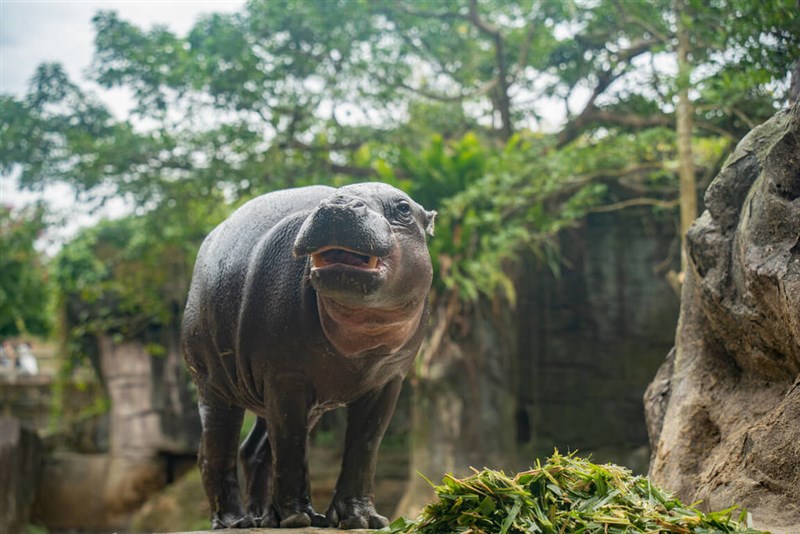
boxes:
[293,194,394,260]
[327,194,367,211]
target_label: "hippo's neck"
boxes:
[316,295,425,356]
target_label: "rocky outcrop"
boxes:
[645,105,800,532]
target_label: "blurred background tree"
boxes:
[1,0,798,527]
[0,204,51,338]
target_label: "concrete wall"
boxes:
[515,208,680,471]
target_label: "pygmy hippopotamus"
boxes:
[182,183,435,529]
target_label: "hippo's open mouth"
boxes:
[310,247,380,270]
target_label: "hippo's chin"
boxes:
[309,263,388,301]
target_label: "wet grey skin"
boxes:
[182,182,435,529]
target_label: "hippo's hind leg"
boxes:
[197,394,252,529]
[327,377,403,529]
[239,416,278,527]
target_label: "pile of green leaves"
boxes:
[383,452,763,534]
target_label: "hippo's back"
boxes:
[182,185,334,394]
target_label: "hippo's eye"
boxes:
[396,201,413,219]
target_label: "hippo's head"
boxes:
[293,183,435,355]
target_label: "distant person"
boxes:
[16,343,39,376]
[0,342,13,377]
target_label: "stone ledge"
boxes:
[173,530,374,534]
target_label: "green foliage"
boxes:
[395,124,705,305]
[383,452,763,534]
[2,0,798,354]
[0,204,51,337]
[24,523,49,534]
[427,133,605,304]
[51,190,228,365]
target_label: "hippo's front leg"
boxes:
[268,385,328,528]
[327,377,403,529]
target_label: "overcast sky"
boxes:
[1,1,245,99]
[0,0,245,249]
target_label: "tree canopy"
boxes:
[1,0,798,353]
[0,205,51,337]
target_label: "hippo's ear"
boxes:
[424,210,437,236]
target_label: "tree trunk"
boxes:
[675,0,697,272]
[789,56,800,104]
[468,0,513,141]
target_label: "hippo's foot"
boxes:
[327,496,389,530]
[276,503,327,529]
[211,512,255,530]
[248,507,279,528]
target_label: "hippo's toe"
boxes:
[368,513,390,529]
[276,502,327,528]
[327,496,388,530]
[211,512,254,530]
[279,512,311,528]
[309,510,328,527]
[251,509,279,528]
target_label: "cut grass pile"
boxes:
[382,451,764,534]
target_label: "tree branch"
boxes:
[557,35,662,147]
[591,109,674,128]
[468,0,512,139]
[586,197,678,213]
[375,70,499,103]
[467,0,500,36]
[615,0,671,42]
[395,2,465,21]
[513,21,537,82]
[694,120,738,140]
[615,37,663,62]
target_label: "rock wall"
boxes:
[100,333,200,457]
[396,203,682,517]
[32,332,201,531]
[645,105,800,532]
[0,417,41,534]
[516,207,680,471]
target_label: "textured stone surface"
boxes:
[0,417,41,534]
[645,104,800,532]
[31,334,201,532]
[100,333,200,456]
[398,205,680,517]
[31,452,165,531]
[517,207,680,463]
